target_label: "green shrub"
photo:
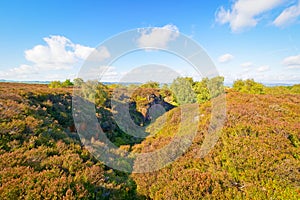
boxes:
[81,80,108,106]
[48,79,73,88]
[73,78,84,87]
[140,81,160,89]
[233,79,265,94]
[61,79,73,87]
[48,81,62,88]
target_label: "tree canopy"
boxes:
[48,79,74,88]
[170,77,196,105]
[233,79,265,94]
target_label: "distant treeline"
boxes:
[49,77,300,106]
[49,77,225,106]
[232,79,300,95]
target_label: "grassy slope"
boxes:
[0,83,143,199]
[132,92,300,199]
[0,83,299,199]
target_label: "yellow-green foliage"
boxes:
[80,80,108,106]
[233,79,265,94]
[170,77,196,104]
[48,79,74,88]
[170,76,225,105]
[140,81,160,89]
[265,84,300,95]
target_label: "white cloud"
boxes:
[25,36,74,69]
[219,67,300,84]
[137,24,179,48]
[273,1,300,27]
[0,35,112,80]
[0,65,78,81]
[215,0,283,32]
[0,65,39,80]
[282,54,300,68]
[9,64,38,75]
[218,53,234,63]
[24,35,106,70]
[241,62,253,68]
[87,46,111,62]
[257,65,270,72]
[73,44,95,60]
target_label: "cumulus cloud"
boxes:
[73,44,95,60]
[0,35,111,80]
[88,46,111,62]
[273,1,300,27]
[218,53,234,63]
[137,24,179,48]
[25,36,76,69]
[215,0,283,32]
[257,65,270,72]
[25,35,109,70]
[282,54,300,68]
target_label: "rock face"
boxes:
[109,87,175,127]
[136,93,175,124]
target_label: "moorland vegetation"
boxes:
[0,78,299,199]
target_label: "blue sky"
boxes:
[0,0,300,83]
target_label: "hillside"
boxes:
[0,83,143,199]
[0,82,299,199]
[132,92,300,199]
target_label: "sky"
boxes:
[0,0,300,84]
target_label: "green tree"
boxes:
[160,84,171,98]
[48,81,62,88]
[192,76,224,103]
[73,78,84,87]
[232,79,244,92]
[193,78,210,103]
[61,79,73,87]
[170,77,196,105]
[81,81,108,106]
[208,76,224,98]
[140,81,160,89]
[233,79,265,94]
[49,79,74,88]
